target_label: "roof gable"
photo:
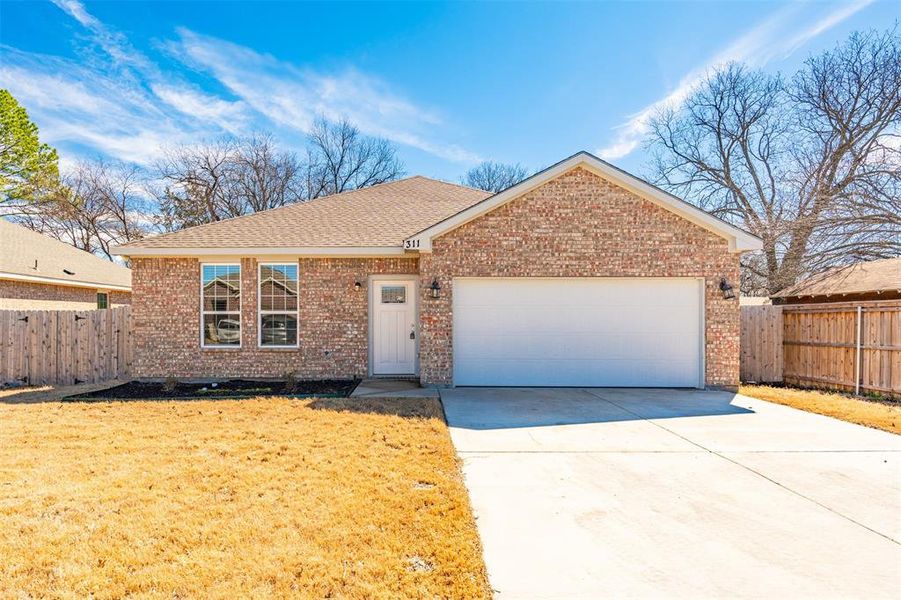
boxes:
[405,152,763,254]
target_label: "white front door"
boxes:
[372,279,418,375]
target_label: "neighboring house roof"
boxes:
[114,176,489,256]
[112,151,763,258]
[0,219,131,291]
[203,277,240,292]
[772,257,901,300]
[407,152,762,253]
[260,276,298,294]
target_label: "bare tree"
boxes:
[155,138,242,230]
[647,28,900,295]
[155,125,402,231]
[462,161,528,192]
[16,160,151,259]
[305,118,404,197]
[232,134,303,214]
[155,135,305,230]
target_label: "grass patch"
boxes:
[0,397,489,598]
[740,385,900,435]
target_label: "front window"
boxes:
[201,264,241,347]
[96,292,108,309]
[259,263,298,347]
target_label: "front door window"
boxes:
[381,286,406,304]
[372,280,417,375]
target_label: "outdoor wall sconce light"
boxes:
[354,281,362,292]
[719,278,736,300]
[430,278,441,299]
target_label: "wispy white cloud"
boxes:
[0,48,226,166]
[50,0,98,28]
[50,0,153,71]
[151,83,247,129]
[169,29,481,163]
[597,0,874,161]
[2,0,480,170]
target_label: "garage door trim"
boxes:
[451,277,706,388]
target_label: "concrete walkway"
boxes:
[442,387,901,599]
[350,378,438,398]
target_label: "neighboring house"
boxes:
[113,152,762,388]
[0,219,131,310]
[772,257,901,305]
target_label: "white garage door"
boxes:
[453,278,703,387]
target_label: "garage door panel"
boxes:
[455,332,687,361]
[563,333,689,361]
[455,278,699,306]
[453,278,702,387]
[456,307,697,337]
[454,357,699,388]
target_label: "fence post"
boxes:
[854,305,862,396]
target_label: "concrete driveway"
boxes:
[442,388,901,599]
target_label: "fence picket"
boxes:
[743,301,900,397]
[0,306,131,386]
[740,305,783,383]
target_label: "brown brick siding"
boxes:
[131,256,417,379]
[418,167,740,387]
[0,279,130,310]
[132,167,740,386]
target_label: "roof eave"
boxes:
[773,287,901,299]
[111,245,410,258]
[0,271,131,292]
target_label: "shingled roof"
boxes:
[116,176,489,254]
[773,257,901,301]
[0,219,131,290]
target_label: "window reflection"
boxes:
[202,264,240,346]
[259,264,298,347]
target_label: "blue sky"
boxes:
[0,0,894,182]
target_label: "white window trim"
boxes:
[258,262,299,349]
[200,262,242,349]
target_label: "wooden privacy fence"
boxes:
[0,306,132,386]
[741,301,901,397]
[740,305,784,383]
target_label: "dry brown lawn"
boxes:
[740,385,900,435]
[0,396,490,599]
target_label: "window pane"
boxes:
[203,265,241,312]
[203,314,240,346]
[260,264,298,312]
[261,314,297,346]
[97,293,108,309]
[381,285,406,304]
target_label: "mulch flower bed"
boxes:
[65,379,360,401]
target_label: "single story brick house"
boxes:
[1,219,131,310]
[113,152,762,388]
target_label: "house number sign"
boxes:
[404,239,421,249]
